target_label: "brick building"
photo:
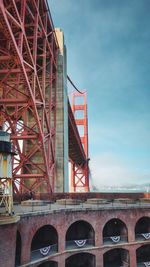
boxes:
[0,194,150,267]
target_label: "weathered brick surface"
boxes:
[0,223,17,267]
[0,207,150,267]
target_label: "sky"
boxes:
[49,0,150,189]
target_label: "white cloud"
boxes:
[90,153,150,189]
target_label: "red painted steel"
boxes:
[0,0,58,195]
[70,92,89,192]
[0,0,89,197]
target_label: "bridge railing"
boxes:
[31,244,58,260]
[103,235,128,245]
[65,238,95,250]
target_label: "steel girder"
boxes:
[0,0,58,195]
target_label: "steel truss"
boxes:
[0,0,58,195]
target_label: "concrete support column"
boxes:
[55,28,68,193]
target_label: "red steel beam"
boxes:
[0,0,58,196]
[0,0,89,198]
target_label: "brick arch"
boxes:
[103,244,130,254]
[102,217,128,233]
[136,243,150,250]
[100,213,131,232]
[65,252,96,267]
[102,217,128,245]
[66,216,96,233]
[103,248,129,267]
[65,219,95,240]
[27,222,59,250]
[135,216,150,229]
[30,224,58,251]
[65,220,95,248]
[64,249,97,260]
[37,260,58,267]
[136,244,150,263]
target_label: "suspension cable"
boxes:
[67,75,85,94]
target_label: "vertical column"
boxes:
[96,251,103,267]
[95,222,103,247]
[129,247,137,267]
[58,226,66,253]
[55,28,68,192]
[58,254,65,267]
[20,233,31,265]
[128,224,135,243]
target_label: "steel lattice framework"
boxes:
[0,0,89,197]
[0,0,58,195]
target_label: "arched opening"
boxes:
[15,231,21,266]
[136,244,150,266]
[31,225,58,260]
[66,220,95,249]
[104,248,129,267]
[103,218,128,244]
[66,253,96,267]
[37,261,58,267]
[135,217,150,241]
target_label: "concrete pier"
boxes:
[55,29,68,192]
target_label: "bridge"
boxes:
[0,0,89,197]
[0,2,150,267]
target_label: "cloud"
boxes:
[90,153,150,189]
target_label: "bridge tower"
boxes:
[70,92,89,192]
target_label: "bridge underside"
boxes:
[68,102,86,165]
[0,0,89,196]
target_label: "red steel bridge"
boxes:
[0,0,89,197]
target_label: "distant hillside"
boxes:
[91,182,150,192]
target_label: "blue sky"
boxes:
[49,0,150,188]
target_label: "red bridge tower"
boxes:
[70,92,89,192]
